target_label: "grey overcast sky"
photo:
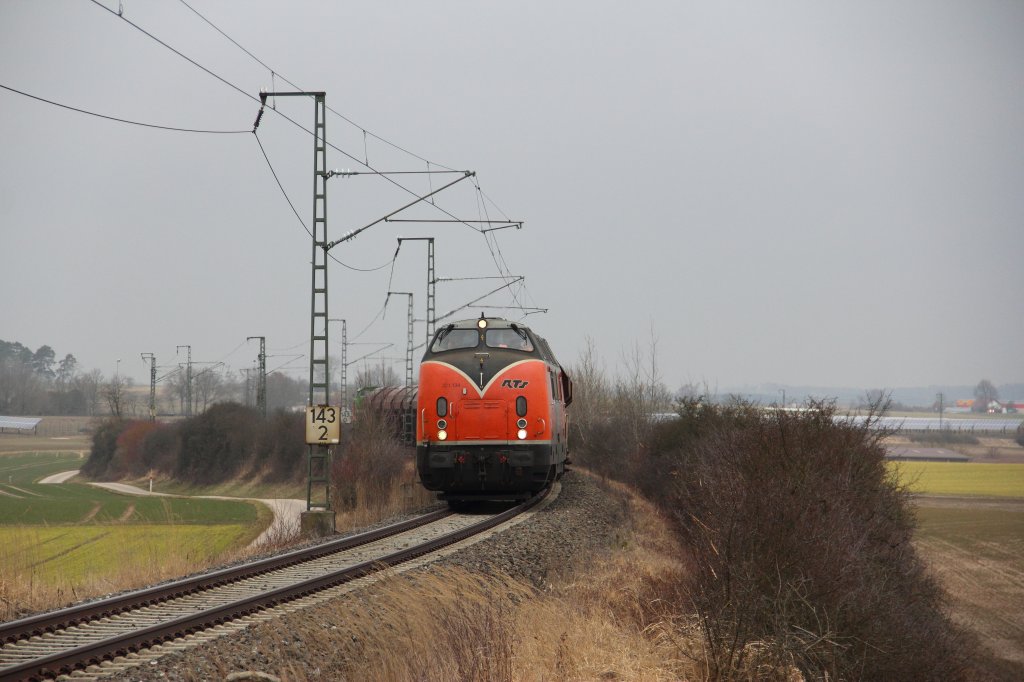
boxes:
[1,1,1021,393]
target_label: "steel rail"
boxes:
[0,508,451,645]
[0,489,548,681]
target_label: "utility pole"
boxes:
[141,353,156,421]
[388,292,415,388]
[248,336,267,418]
[937,392,945,430]
[397,237,436,348]
[176,345,192,417]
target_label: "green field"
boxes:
[0,524,252,583]
[0,480,261,525]
[0,450,267,594]
[0,450,86,483]
[889,462,1024,498]
[0,450,261,526]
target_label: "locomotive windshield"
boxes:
[431,328,479,352]
[485,328,534,351]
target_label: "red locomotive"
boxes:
[416,314,572,503]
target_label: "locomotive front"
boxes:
[416,315,571,501]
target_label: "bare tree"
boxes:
[266,372,306,411]
[568,337,612,455]
[616,326,671,451]
[73,369,104,416]
[973,379,1000,412]
[192,367,245,411]
[676,382,703,401]
[860,388,890,410]
[354,361,400,390]
[104,374,131,418]
[0,360,46,414]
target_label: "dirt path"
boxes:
[39,471,303,549]
[38,469,81,484]
[87,481,304,549]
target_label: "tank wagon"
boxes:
[417,314,572,502]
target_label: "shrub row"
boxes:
[573,397,973,680]
[82,403,305,484]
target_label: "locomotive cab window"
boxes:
[431,328,479,352]
[485,328,533,351]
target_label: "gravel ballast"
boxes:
[99,469,632,681]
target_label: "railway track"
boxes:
[0,486,555,681]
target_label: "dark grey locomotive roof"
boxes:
[423,316,566,384]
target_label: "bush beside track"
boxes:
[574,398,977,680]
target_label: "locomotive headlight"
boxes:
[517,428,527,440]
[437,419,447,430]
[516,418,527,429]
[477,314,488,329]
[437,429,448,441]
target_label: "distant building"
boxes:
[954,398,1022,414]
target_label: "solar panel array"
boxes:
[0,416,42,430]
[846,416,1022,432]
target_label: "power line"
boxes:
[253,132,310,237]
[88,0,534,319]
[174,0,460,172]
[88,0,498,239]
[0,82,247,134]
[88,0,256,104]
[253,133,396,273]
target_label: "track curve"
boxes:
[0,486,555,681]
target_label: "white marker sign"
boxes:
[305,405,341,444]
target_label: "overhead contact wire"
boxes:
[91,0,523,318]
[254,133,394,272]
[174,0,459,172]
[91,0,489,238]
[0,82,247,134]
[168,0,496,237]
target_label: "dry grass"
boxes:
[198,481,712,682]
[913,498,1024,679]
[334,461,436,532]
[0,524,253,620]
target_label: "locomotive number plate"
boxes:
[305,405,341,444]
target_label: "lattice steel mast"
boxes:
[176,345,192,417]
[388,292,415,388]
[397,237,436,348]
[259,90,331,514]
[141,353,156,421]
[247,336,267,418]
[329,319,348,418]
